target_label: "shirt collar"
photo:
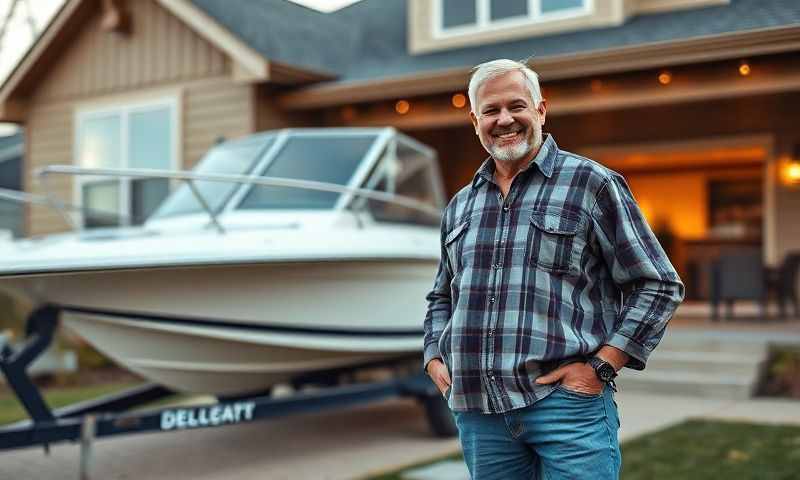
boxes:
[471,133,557,190]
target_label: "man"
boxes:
[422,59,685,479]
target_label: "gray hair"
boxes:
[468,59,543,113]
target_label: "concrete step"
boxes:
[656,335,769,355]
[616,332,771,399]
[616,370,755,400]
[644,350,765,377]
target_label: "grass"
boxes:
[620,419,800,480]
[0,381,142,425]
[367,419,800,480]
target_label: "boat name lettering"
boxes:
[160,401,256,431]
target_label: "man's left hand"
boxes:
[534,362,603,395]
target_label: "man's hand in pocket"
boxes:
[425,358,451,395]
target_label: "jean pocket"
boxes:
[555,382,604,399]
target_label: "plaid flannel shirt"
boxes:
[423,134,685,413]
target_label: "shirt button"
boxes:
[503,206,510,212]
[488,330,494,336]
[488,296,496,304]
[493,263,502,269]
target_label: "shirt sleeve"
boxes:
[590,173,685,370]
[422,215,454,373]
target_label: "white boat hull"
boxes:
[10,260,434,395]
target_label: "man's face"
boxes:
[470,71,547,164]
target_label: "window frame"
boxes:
[433,0,594,38]
[73,95,181,228]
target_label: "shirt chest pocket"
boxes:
[444,219,470,274]
[529,211,584,276]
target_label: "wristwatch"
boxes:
[588,356,618,391]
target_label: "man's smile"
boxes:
[493,128,524,140]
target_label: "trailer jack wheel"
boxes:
[420,394,457,438]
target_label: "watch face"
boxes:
[598,363,616,382]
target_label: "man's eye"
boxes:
[483,109,497,115]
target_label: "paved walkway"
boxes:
[1,392,798,480]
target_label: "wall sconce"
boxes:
[781,144,800,187]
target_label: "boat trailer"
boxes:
[0,306,456,473]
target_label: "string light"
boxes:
[658,70,672,85]
[451,93,467,108]
[739,61,751,76]
[395,100,410,114]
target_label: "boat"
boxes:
[0,128,446,396]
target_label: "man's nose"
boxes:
[497,109,514,126]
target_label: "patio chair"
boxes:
[766,251,800,319]
[710,250,768,321]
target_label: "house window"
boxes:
[436,0,591,35]
[76,98,178,228]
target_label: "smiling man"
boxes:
[422,59,685,479]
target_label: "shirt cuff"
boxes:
[423,342,441,373]
[605,332,651,371]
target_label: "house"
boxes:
[1,0,799,298]
[0,131,23,237]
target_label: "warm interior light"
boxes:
[658,71,672,85]
[739,61,751,76]
[451,93,466,108]
[395,100,410,114]
[786,161,800,185]
[590,79,603,92]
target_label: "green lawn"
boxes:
[620,419,800,480]
[368,419,800,480]
[0,382,142,425]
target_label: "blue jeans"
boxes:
[452,383,621,480]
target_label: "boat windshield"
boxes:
[150,134,274,219]
[235,134,377,210]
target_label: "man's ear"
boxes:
[537,99,547,125]
[469,110,479,136]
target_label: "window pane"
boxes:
[132,178,170,225]
[151,135,273,218]
[238,135,375,210]
[491,0,527,20]
[0,200,23,238]
[442,0,476,28]
[79,114,121,169]
[130,106,172,170]
[541,0,584,14]
[82,180,120,228]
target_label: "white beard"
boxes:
[489,126,542,163]
[489,139,531,163]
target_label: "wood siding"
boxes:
[24,0,260,236]
[34,0,229,102]
[184,78,254,169]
